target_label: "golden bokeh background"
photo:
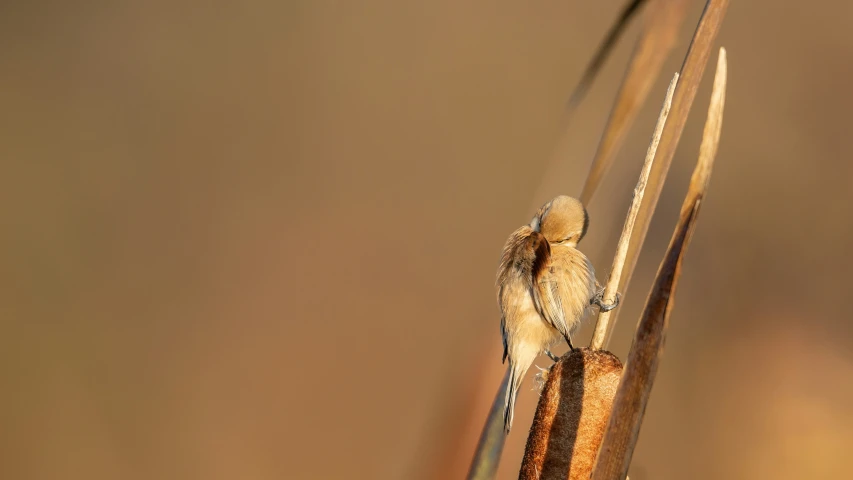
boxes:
[2,1,852,479]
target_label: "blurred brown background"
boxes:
[2,1,852,479]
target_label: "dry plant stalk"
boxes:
[590,47,727,480]
[590,72,679,351]
[518,349,623,480]
[599,0,730,349]
[579,0,689,205]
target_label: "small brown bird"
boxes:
[496,195,617,432]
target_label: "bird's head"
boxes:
[530,195,589,247]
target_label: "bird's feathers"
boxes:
[497,225,551,364]
[531,245,596,339]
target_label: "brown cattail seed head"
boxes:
[518,348,623,480]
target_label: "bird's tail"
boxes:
[503,356,533,433]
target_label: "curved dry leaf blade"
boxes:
[580,0,690,205]
[686,47,727,211]
[591,197,702,480]
[565,0,648,114]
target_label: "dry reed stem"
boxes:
[517,349,624,480]
[579,0,689,205]
[564,0,648,115]
[596,0,730,349]
[590,47,727,480]
[590,72,679,351]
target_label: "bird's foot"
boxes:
[594,291,621,312]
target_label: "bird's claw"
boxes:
[545,349,560,363]
[593,291,620,312]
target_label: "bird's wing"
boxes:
[532,246,595,339]
[496,225,548,363]
[497,226,530,363]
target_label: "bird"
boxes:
[496,195,617,433]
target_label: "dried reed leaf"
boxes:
[596,0,730,349]
[579,0,690,205]
[590,47,727,480]
[565,0,648,115]
[688,48,726,204]
[518,349,623,480]
[590,72,679,351]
